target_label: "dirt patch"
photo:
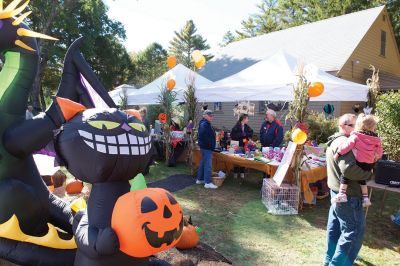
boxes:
[151,242,232,266]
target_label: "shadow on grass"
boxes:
[150,164,399,265]
[175,175,326,265]
[146,161,191,183]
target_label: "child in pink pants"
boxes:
[332,114,383,207]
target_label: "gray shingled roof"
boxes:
[200,6,385,81]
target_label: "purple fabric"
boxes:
[33,149,56,157]
[80,73,96,107]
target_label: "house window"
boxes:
[259,101,289,113]
[214,102,222,111]
[380,30,386,56]
[259,101,266,113]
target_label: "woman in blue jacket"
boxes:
[260,109,284,147]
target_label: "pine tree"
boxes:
[233,0,400,51]
[131,42,168,87]
[169,20,213,68]
[219,31,236,47]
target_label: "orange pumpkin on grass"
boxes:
[175,216,199,249]
[112,188,183,258]
[66,180,84,194]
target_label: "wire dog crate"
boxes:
[261,178,299,215]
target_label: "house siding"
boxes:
[197,101,363,137]
[339,9,400,85]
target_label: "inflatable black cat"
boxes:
[54,105,153,266]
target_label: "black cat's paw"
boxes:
[96,227,119,256]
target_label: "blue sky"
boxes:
[103,0,260,53]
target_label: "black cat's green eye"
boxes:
[88,120,120,130]
[129,123,146,132]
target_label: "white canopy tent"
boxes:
[112,64,213,105]
[196,51,368,102]
[109,84,137,105]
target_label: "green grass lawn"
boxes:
[148,162,400,266]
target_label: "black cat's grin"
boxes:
[78,130,152,155]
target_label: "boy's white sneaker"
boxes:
[196,180,205,184]
[204,183,218,189]
[240,173,245,179]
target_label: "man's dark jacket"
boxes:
[259,120,284,147]
[197,118,216,151]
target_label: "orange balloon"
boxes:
[195,55,206,69]
[167,79,176,90]
[158,113,167,123]
[308,82,324,97]
[111,188,183,258]
[167,56,177,69]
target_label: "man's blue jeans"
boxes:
[197,149,212,184]
[325,190,365,266]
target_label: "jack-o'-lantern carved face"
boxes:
[112,188,183,258]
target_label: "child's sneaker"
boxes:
[362,197,372,207]
[331,193,348,204]
[240,173,245,179]
[196,180,205,184]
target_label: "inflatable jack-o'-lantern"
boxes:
[112,186,183,258]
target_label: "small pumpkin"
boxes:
[167,56,177,69]
[175,216,199,249]
[158,113,167,124]
[291,128,307,145]
[308,82,324,97]
[66,180,84,194]
[167,79,176,90]
[112,188,183,258]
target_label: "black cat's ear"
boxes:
[125,109,142,121]
[56,37,117,108]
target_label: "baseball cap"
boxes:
[203,110,214,116]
